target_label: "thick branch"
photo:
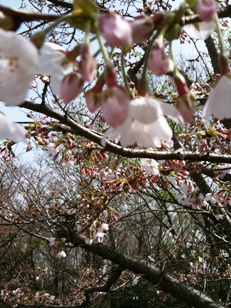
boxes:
[204,36,220,75]
[84,266,123,304]
[72,234,224,308]
[20,101,231,163]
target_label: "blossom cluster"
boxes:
[0,0,228,152]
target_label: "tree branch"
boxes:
[20,101,231,163]
[71,234,224,308]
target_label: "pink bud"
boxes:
[79,44,97,82]
[197,0,218,21]
[131,16,154,44]
[30,79,38,88]
[99,12,132,47]
[174,74,190,97]
[148,41,174,76]
[105,64,117,87]
[60,72,84,104]
[101,86,130,128]
[41,75,50,83]
[85,90,102,113]
[175,95,196,123]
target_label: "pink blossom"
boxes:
[174,74,196,123]
[197,0,218,21]
[101,86,130,128]
[175,95,196,123]
[99,12,132,47]
[131,16,154,44]
[79,44,97,82]
[148,41,174,76]
[60,72,84,104]
[85,90,102,113]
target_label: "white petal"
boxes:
[0,113,27,142]
[145,117,173,147]
[38,42,73,96]
[183,21,214,40]
[161,102,184,125]
[203,76,231,120]
[131,116,172,148]
[141,158,160,175]
[130,97,163,124]
[0,29,38,106]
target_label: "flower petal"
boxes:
[0,113,27,142]
[130,97,163,124]
[0,29,38,106]
[183,21,214,40]
[161,102,184,125]
[203,75,231,120]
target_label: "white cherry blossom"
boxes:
[183,21,214,40]
[0,113,27,142]
[202,75,231,120]
[140,159,160,176]
[0,29,38,106]
[56,250,66,259]
[103,97,183,148]
[38,42,73,96]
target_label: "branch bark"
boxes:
[72,234,224,308]
[21,101,231,163]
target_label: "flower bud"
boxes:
[197,0,218,21]
[60,72,84,104]
[101,86,130,128]
[79,44,97,82]
[148,40,174,76]
[131,16,154,44]
[99,12,132,47]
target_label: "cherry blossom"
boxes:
[174,74,196,123]
[99,12,132,47]
[202,74,231,120]
[183,21,214,40]
[79,44,97,82]
[0,113,27,142]
[103,97,183,147]
[140,158,160,176]
[101,86,130,128]
[56,250,66,259]
[131,16,154,43]
[0,29,38,106]
[60,72,84,104]
[93,223,109,243]
[38,42,73,96]
[148,41,174,76]
[85,90,102,113]
[197,0,218,21]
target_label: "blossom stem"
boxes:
[141,31,158,80]
[169,41,176,76]
[121,48,131,95]
[214,13,224,55]
[95,28,110,64]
